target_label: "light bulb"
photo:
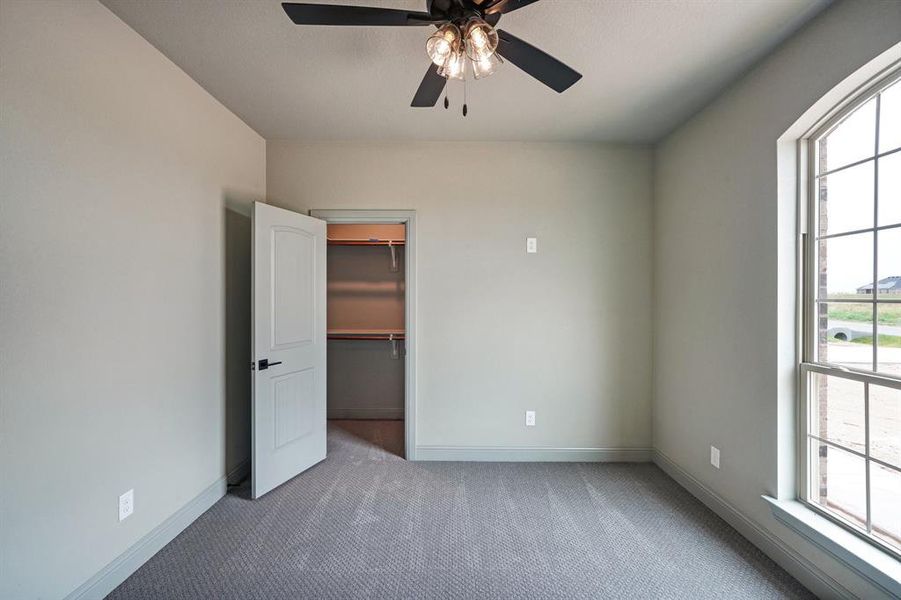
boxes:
[470,27,488,50]
[471,51,502,79]
[431,39,450,64]
[426,24,460,67]
[463,18,498,61]
[439,49,465,80]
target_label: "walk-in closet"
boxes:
[326,223,406,456]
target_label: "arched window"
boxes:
[801,67,901,556]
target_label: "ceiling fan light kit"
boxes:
[472,51,502,80]
[439,45,466,80]
[281,0,582,114]
[426,23,460,66]
[462,17,498,61]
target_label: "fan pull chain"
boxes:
[443,85,449,110]
[462,78,468,117]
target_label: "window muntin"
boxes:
[803,72,901,557]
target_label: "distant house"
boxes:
[857,276,901,294]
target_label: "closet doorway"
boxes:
[311,210,416,460]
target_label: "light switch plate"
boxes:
[526,237,537,253]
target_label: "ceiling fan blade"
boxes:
[483,12,501,27]
[427,0,451,19]
[411,63,446,107]
[483,0,542,15]
[495,29,581,93]
[282,3,438,26]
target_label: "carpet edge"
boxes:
[653,449,855,600]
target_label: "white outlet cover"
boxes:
[119,489,134,521]
[526,237,537,253]
[710,446,720,469]
[525,410,536,426]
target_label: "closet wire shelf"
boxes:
[327,330,405,359]
[327,331,405,341]
[327,238,405,247]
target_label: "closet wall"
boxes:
[327,224,405,420]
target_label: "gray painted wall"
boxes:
[225,206,253,478]
[327,245,405,332]
[268,141,654,452]
[327,341,405,420]
[0,1,265,598]
[653,1,901,597]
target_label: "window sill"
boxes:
[762,496,901,597]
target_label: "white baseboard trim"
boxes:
[415,445,652,462]
[64,476,226,600]
[653,449,854,600]
[328,408,404,420]
[226,458,250,485]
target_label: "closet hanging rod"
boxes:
[328,329,404,334]
[326,333,406,342]
[327,238,405,246]
[327,335,406,341]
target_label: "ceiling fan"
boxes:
[281,0,582,112]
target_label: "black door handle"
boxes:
[258,359,283,370]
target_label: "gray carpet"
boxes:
[108,422,814,599]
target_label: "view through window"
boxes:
[805,72,901,556]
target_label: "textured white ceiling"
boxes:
[101,0,830,142]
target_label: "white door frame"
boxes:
[310,209,418,460]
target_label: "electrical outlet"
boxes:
[526,237,537,254]
[710,446,720,469]
[119,489,134,521]
[525,410,536,427]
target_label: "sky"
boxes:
[819,78,900,296]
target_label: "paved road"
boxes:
[829,319,901,336]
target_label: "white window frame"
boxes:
[799,66,901,560]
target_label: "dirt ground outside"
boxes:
[812,342,900,550]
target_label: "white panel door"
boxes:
[252,202,326,498]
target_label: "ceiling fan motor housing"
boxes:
[428,0,500,27]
